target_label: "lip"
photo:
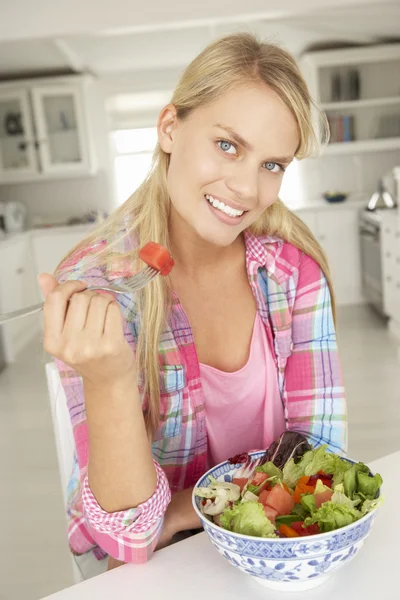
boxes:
[204,193,250,213]
[204,195,247,226]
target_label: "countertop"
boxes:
[284,192,370,212]
[42,451,399,600]
[0,223,95,250]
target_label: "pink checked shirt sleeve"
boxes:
[81,462,171,563]
[54,253,172,563]
[56,358,172,563]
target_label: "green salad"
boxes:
[195,433,383,539]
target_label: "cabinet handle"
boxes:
[16,267,25,275]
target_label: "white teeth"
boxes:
[205,195,244,217]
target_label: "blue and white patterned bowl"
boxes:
[192,452,380,592]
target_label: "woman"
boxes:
[39,32,347,577]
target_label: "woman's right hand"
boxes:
[38,273,136,387]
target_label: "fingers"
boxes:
[38,273,59,298]
[43,279,88,344]
[85,293,116,336]
[63,290,99,333]
[104,300,125,340]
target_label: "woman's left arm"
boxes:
[283,252,347,455]
[108,488,201,570]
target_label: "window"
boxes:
[278,159,302,207]
[112,127,158,205]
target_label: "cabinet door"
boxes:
[31,84,91,175]
[0,89,37,181]
[31,228,92,297]
[381,214,400,321]
[293,210,318,238]
[0,237,40,360]
[316,209,362,305]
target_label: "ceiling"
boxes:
[0,0,399,80]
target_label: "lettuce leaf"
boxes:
[282,459,304,489]
[360,497,383,515]
[304,502,362,532]
[255,461,283,480]
[331,490,360,509]
[283,446,352,488]
[357,472,383,500]
[343,463,369,498]
[220,502,277,537]
[301,493,317,515]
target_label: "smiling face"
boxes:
[158,84,300,248]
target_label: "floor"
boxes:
[1,304,400,600]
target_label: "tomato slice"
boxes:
[251,472,269,486]
[289,521,305,535]
[258,489,271,505]
[290,521,320,537]
[232,478,248,492]
[303,523,320,536]
[138,242,175,276]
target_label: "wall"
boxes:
[297,149,400,204]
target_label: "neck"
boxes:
[168,209,245,277]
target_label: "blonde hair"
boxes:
[56,33,332,437]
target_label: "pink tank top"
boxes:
[200,312,286,468]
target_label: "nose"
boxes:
[225,160,258,202]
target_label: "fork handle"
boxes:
[0,285,128,326]
[0,302,44,325]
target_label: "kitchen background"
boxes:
[0,0,400,598]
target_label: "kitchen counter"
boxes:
[0,223,95,250]
[285,192,370,212]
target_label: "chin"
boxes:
[196,226,244,248]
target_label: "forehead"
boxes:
[187,84,300,155]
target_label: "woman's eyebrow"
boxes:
[214,123,294,164]
[214,123,253,151]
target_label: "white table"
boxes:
[43,451,400,600]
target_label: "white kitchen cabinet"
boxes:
[294,206,363,306]
[0,89,37,179]
[0,75,96,184]
[316,209,362,305]
[381,212,400,326]
[0,236,41,361]
[294,210,318,237]
[0,226,93,363]
[31,226,93,298]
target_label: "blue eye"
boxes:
[218,140,237,155]
[264,162,284,173]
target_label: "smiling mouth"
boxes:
[204,194,247,218]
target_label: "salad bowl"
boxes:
[192,450,381,592]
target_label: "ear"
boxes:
[157,104,178,154]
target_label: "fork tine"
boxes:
[125,266,159,292]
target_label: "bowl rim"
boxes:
[192,452,380,543]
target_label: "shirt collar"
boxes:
[244,229,283,274]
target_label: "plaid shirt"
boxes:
[56,229,347,564]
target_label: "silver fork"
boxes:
[0,266,158,325]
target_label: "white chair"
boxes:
[45,361,84,584]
